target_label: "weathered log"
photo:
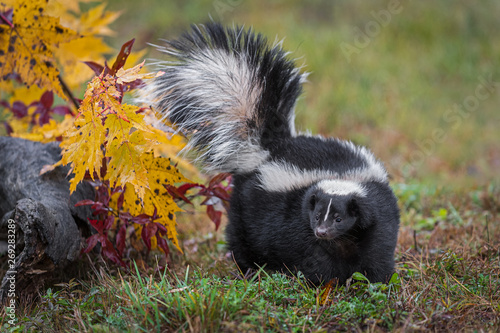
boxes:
[0,137,94,304]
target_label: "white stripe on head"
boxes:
[257,158,386,193]
[324,198,332,222]
[257,162,339,192]
[317,179,366,197]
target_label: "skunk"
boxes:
[139,23,400,284]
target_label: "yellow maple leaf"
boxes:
[5,117,29,136]
[105,128,150,199]
[13,114,73,143]
[104,104,157,199]
[3,103,36,136]
[46,0,94,18]
[60,73,157,194]
[0,0,81,98]
[143,152,192,191]
[76,2,121,37]
[144,126,200,176]
[81,73,127,120]
[109,150,193,252]
[52,1,120,88]
[55,64,194,252]
[9,84,44,105]
[54,36,113,89]
[104,110,187,201]
[118,153,191,251]
[144,153,192,251]
[60,106,106,192]
[127,186,182,251]
[151,194,182,251]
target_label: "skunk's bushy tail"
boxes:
[138,23,307,174]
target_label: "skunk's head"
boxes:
[305,180,366,240]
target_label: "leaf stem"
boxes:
[58,74,80,111]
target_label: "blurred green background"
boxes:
[107,0,500,188]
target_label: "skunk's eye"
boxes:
[315,213,321,221]
[335,217,342,223]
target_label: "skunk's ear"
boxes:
[347,198,360,217]
[309,194,316,209]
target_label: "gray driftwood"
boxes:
[0,137,94,304]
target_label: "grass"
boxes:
[2,184,499,332]
[2,1,500,332]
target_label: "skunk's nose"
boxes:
[315,227,328,239]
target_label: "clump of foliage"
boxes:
[0,0,229,268]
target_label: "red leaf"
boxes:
[206,205,222,230]
[116,190,125,211]
[164,184,193,205]
[197,187,211,197]
[110,39,135,75]
[116,224,127,257]
[141,222,158,250]
[102,239,127,268]
[91,208,109,216]
[130,213,151,225]
[37,110,51,126]
[52,106,73,116]
[150,207,160,221]
[177,183,202,195]
[40,91,54,109]
[95,184,110,205]
[155,222,168,234]
[119,212,133,221]
[121,78,144,91]
[103,215,115,231]
[209,173,231,188]
[156,235,170,256]
[99,233,108,244]
[90,202,104,211]
[82,234,99,253]
[88,219,105,233]
[211,187,231,201]
[99,157,108,179]
[75,199,96,207]
[11,101,28,118]
[83,61,105,76]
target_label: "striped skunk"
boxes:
[139,23,400,284]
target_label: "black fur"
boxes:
[269,135,368,173]
[227,160,399,285]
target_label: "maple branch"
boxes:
[58,74,80,111]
